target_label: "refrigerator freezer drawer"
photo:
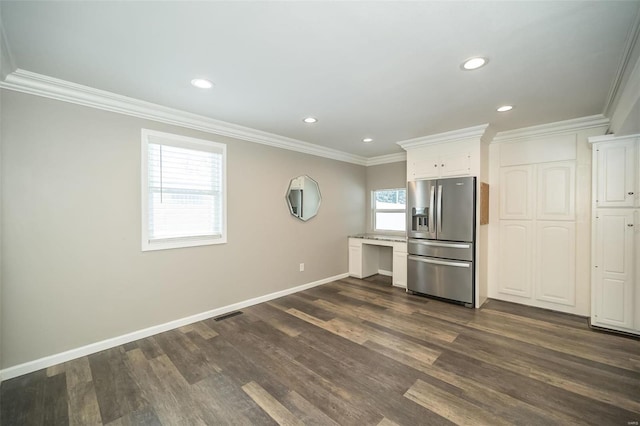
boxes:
[408,239,473,261]
[407,255,473,304]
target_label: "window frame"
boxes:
[141,129,227,251]
[372,187,407,233]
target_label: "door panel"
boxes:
[537,161,575,220]
[596,141,636,207]
[535,221,576,306]
[440,151,470,177]
[407,180,436,239]
[593,209,635,329]
[500,165,533,220]
[437,176,475,242]
[498,221,532,298]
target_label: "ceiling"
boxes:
[1,1,639,158]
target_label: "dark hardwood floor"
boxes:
[2,275,639,425]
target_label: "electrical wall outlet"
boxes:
[299,263,305,272]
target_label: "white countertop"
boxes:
[349,234,407,243]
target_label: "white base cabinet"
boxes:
[348,237,407,289]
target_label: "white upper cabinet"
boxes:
[536,161,576,220]
[406,140,473,181]
[595,140,637,207]
[499,161,575,221]
[499,165,533,220]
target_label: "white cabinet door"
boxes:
[537,161,575,220]
[593,209,635,330]
[635,210,640,331]
[595,141,636,207]
[412,159,440,180]
[348,240,363,278]
[392,243,407,288]
[498,221,533,298]
[535,221,576,306]
[440,151,471,177]
[407,142,472,180]
[499,165,534,220]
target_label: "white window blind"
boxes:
[142,129,227,251]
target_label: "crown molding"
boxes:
[603,7,640,117]
[396,124,490,150]
[365,152,407,166]
[587,132,639,144]
[0,69,369,166]
[492,115,610,143]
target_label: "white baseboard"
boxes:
[0,273,348,382]
[378,269,392,277]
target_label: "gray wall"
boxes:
[365,161,407,271]
[1,90,366,368]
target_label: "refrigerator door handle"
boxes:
[437,184,443,233]
[408,255,470,268]
[429,185,435,231]
[408,240,471,249]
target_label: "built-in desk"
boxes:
[348,234,407,288]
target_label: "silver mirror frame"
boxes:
[286,175,321,222]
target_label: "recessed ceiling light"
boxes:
[303,117,318,124]
[497,105,514,112]
[363,138,373,143]
[461,57,488,70]
[191,78,213,89]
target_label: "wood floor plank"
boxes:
[465,313,640,371]
[242,381,303,426]
[136,336,164,360]
[65,357,94,390]
[66,357,102,426]
[284,307,327,327]
[377,418,401,426]
[42,373,69,426]
[210,319,383,425]
[322,297,461,344]
[46,363,66,378]
[405,378,510,426]
[88,348,148,424]
[192,373,276,425]
[291,339,454,426]
[434,349,637,425]
[104,406,162,426]
[270,293,336,321]
[3,276,640,425]
[280,390,341,426]
[68,381,103,426]
[152,329,220,385]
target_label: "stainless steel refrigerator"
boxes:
[406,176,476,307]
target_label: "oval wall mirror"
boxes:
[286,175,321,221]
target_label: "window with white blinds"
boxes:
[141,129,227,251]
